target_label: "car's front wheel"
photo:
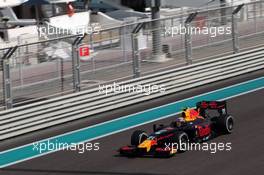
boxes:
[131,130,148,146]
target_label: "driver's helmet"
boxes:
[176,117,185,122]
[175,117,185,127]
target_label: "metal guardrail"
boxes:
[0,46,264,140]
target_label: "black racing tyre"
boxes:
[131,130,148,146]
[174,131,189,153]
[217,115,234,134]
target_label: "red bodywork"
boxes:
[197,124,211,137]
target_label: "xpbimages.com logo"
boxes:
[37,23,102,37]
[32,140,100,154]
[164,24,232,38]
[164,141,232,154]
[98,82,166,96]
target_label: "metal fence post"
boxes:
[131,33,141,78]
[231,14,239,54]
[232,4,244,54]
[131,23,144,78]
[60,58,64,93]
[121,25,128,62]
[2,47,17,109]
[72,36,85,92]
[72,40,77,92]
[184,22,192,65]
[184,12,198,65]
[151,0,162,60]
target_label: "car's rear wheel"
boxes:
[217,115,234,134]
[131,130,148,146]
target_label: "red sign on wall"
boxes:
[79,45,90,57]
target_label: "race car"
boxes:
[119,101,234,157]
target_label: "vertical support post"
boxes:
[232,4,244,54]
[89,34,94,50]
[231,14,239,54]
[72,36,85,92]
[72,42,77,91]
[184,12,197,65]
[151,0,162,60]
[2,59,12,109]
[2,47,17,109]
[184,23,192,65]
[131,33,141,78]
[121,21,130,63]
[131,23,144,78]
[122,25,128,62]
[89,34,96,72]
[75,45,81,92]
[60,58,64,93]
[246,4,249,21]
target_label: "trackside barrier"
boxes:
[0,47,264,140]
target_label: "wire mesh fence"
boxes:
[0,1,264,110]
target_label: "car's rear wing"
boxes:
[196,101,227,116]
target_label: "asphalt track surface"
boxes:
[1,70,264,175]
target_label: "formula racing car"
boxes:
[119,101,234,157]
